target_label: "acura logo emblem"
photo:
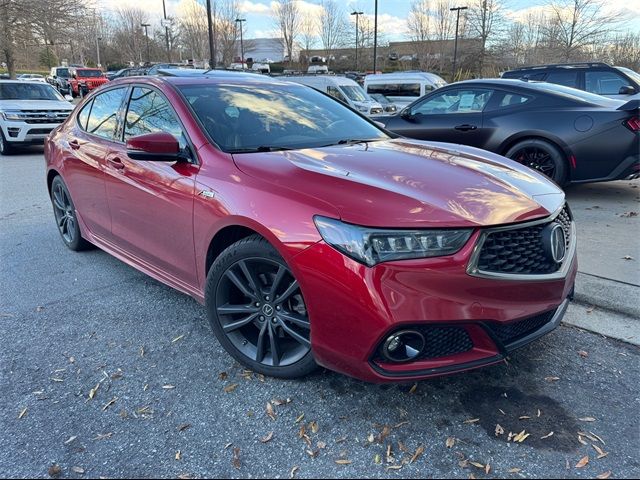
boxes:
[262,304,274,316]
[543,223,566,263]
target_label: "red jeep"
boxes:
[69,68,109,97]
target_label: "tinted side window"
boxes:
[327,86,347,103]
[498,93,531,108]
[413,89,492,115]
[86,88,127,139]
[585,71,628,95]
[124,87,186,147]
[545,71,579,88]
[367,83,421,97]
[77,100,93,130]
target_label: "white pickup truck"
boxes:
[0,80,74,155]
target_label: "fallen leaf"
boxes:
[102,397,117,411]
[224,442,233,449]
[393,421,409,429]
[163,385,176,390]
[306,449,319,458]
[93,432,112,440]
[386,465,403,470]
[586,305,596,314]
[495,424,504,436]
[545,376,560,382]
[266,402,276,420]
[519,416,531,420]
[498,408,506,415]
[223,384,238,394]
[178,423,191,432]
[410,445,425,463]
[139,346,145,357]
[290,466,299,479]
[541,431,554,439]
[485,464,491,475]
[378,425,391,443]
[64,436,77,444]
[446,436,456,448]
[409,383,418,394]
[309,421,319,434]
[172,334,185,343]
[48,464,61,477]
[590,431,605,445]
[374,454,382,464]
[218,372,228,380]
[578,435,588,445]
[51,378,64,383]
[469,461,485,469]
[508,468,521,473]
[272,398,291,406]
[317,441,326,449]
[260,431,274,443]
[596,471,612,479]
[592,444,609,459]
[537,409,542,417]
[295,413,304,424]
[579,417,596,422]
[175,450,182,460]
[18,407,27,419]
[578,350,589,358]
[88,383,100,400]
[464,418,480,424]
[513,430,530,443]
[232,447,241,469]
[36,306,45,312]
[575,455,589,468]
[335,459,352,465]
[71,466,84,474]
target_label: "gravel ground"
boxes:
[1,150,639,479]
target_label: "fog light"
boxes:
[381,330,425,363]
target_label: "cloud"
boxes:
[240,0,271,14]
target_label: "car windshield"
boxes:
[531,81,623,107]
[56,68,70,78]
[340,85,368,102]
[616,67,640,85]
[77,69,103,77]
[180,82,388,153]
[370,93,391,105]
[0,82,63,100]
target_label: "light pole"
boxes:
[373,0,378,73]
[96,37,102,68]
[141,23,151,64]
[235,18,246,67]
[206,0,215,69]
[162,0,171,62]
[351,11,363,71]
[450,6,467,81]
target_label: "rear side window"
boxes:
[77,100,92,130]
[124,87,186,147]
[367,83,421,97]
[585,71,629,95]
[412,89,492,115]
[86,88,127,140]
[498,93,531,108]
[545,71,579,88]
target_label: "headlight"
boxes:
[0,111,22,121]
[314,216,472,266]
[357,105,369,113]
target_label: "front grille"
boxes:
[17,110,70,124]
[375,326,473,362]
[27,128,53,135]
[476,205,572,275]
[486,308,556,345]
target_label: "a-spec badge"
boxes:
[198,190,215,199]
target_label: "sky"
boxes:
[101,0,640,42]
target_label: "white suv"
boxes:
[0,80,73,155]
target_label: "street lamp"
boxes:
[206,0,215,69]
[235,18,246,67]
[373,0,378,73]
[450,6,468,80]
[350,11,364,71]
[141,23,151,64]
[96,37,102,68]
[162,0,171,62]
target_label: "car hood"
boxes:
[232,139,565,228]
[0,100,73,111]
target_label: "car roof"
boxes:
[365,72,445,83]
[107,70,291,88]
[283,75,359,87]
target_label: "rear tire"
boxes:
[205,235,317,379]
[50,176,93,251]
[0,130,14,155]
[505,139,567,186]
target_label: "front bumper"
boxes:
[1,121,61,144]
[293,229,577,383]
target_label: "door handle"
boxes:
[107,157,125,170]
[455,124,478,131]
[69,139,81,150]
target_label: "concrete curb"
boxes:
[574,271,640,319]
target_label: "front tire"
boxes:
[50,176,92,251]
[0,130,14,155]
[205,235,317,379]
[505,139,567,186]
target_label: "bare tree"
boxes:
[432,0,454,72]
[300,15,319,57]
[216,0,243,66]
[178,0,208,62]
[273,0,300,65]
[407,0,438,70]
[320,0,347,67]
[466,0,504,74]
[547,0,622,62]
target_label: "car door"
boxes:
[104,85,199,287]
[62,87,129,239]
[388,88,493,147]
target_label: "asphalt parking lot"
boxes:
[1,148,639,479]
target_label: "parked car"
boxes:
[46,66,72,95]
[45,72,576,382]
[369,93,398,115]
[145,63,194,76]
[0,80,73,154]
[284,75,384,115]
[307,65,329,74]
[501,62,640,100]
[364,71,447,108]
[17,74,47,83]
[69,67,109,97]
[376,79,639,185]
[106,67,146,81]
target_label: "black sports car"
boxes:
[375,79,639,185]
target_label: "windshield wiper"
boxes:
[320,138,381,148]
[229,145,295,153]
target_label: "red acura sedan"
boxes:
[44,72,577,382]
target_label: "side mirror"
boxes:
[373,120,386,129]
[619,85,637,95]
[126,132,183,162]
[64,94,73,102]
[401,108,415,120]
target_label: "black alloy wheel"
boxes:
[50,176,92,251]
[506,139,567,185]
[206,235,317,378]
